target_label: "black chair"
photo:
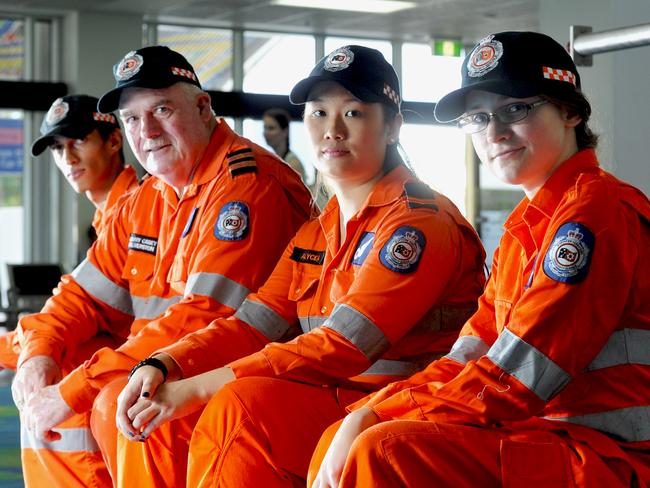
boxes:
[4,263,63,330]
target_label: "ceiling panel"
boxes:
[0,0,539,44]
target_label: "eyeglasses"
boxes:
[456,100,548,134]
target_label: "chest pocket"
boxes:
[288,265,321,303]
[121,251,155,292]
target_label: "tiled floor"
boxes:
[0,370,23,488]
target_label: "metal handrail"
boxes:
[570,23,650,66]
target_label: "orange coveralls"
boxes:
[312,149,650,488]
[118,165,487,488]
[15,121,312,488]
[0,165,138,370]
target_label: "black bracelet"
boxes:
[129,357,168,382]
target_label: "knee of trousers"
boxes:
[90,377,128,449]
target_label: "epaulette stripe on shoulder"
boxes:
[226,148,253,158]
[230,166,258,177]
[228,155,256,166]
[407,201,439,211]
[403,182,436,200]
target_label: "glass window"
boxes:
[402,42,461,103]
[156,24,234,91]
[0,19,24,80]
[243,32,315,95]
[479,164,524,267]
[242,118,315,185]
[325,37,392,62]
[399,123,467,215]
[0,110,24,287]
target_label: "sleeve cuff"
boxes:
[228,351,275,378]
[58,366,98,414]
[17,338,63,369]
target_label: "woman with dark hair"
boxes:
[311,31,650,488]
[263,107,308,182]
[113,45,487,487]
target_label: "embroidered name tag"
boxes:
[128,233,158,255]
[290,247,325,265]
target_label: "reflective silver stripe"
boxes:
[234,299,292,341]
[324,303,388,360]
[546,406,650,443]
[132,295,181,320]
[488,328,571,402]
[185,272,250,310]
[444,335,490,365]
[361,359,420,377]
[71,259,133,315]
[587,329,650,371]
[299,316,328,333]
[21,425,99,452]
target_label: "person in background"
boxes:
[113,45,486,488]
[0,94,138,371]
[311,31,650,488]
[263,107,308,183]
[11,46,313,488]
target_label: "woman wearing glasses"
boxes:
[311,31,650,488]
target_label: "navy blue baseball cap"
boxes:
[435,31,581,122]
[98,45,202,113]
[32,95,119,156]
[290,45,401,110]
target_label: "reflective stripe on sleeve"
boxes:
[234,299,292,341]
[444,335,490,365]
[546,406,650,443]
[71,259,133,315]
[361,359,420,377]
[298,316,328,333]
[21,425,99,452]
[587,329,650,371]
[185,272,250,310]
[323,303,388,360]
[488,328,571,402]
[132,295,181,320]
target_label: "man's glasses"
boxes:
[456,100,548,134]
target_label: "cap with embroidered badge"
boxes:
[31,94,119,157]
[98,45,202,114]
[290,45,401,110]
[434,31,581,123]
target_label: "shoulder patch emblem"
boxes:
[214,201,249,241]
[352,232,375,266]
[543,222,594,284]
[379,226,426,274]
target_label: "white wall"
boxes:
[57,10,142,268]
[540,0,650,195]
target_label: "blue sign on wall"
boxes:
[0,118,23,173]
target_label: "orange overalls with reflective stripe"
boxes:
[0,165,138,371]
[311,149,650,487]
[16,121,313,488]
[117,165,486,488]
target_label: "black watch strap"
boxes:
[128,357,168,382]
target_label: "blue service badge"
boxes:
[214,201,250,241]
[379,226,426,274]
[352,232,375,266]
[543,222,594,284]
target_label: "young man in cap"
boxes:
[12,46,313,487]
[0,94,138,371]
[311,31,650,488]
